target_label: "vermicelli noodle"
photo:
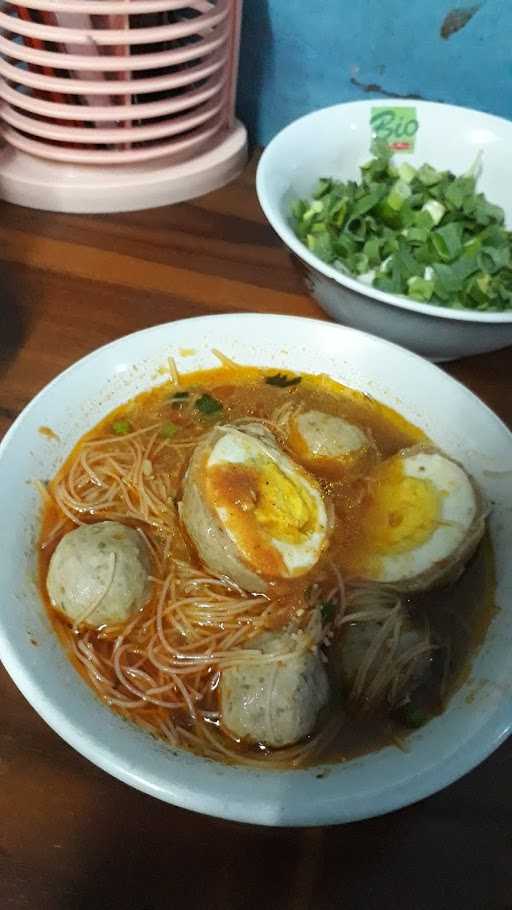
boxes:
[38,362,495,767]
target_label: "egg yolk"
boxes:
[363,458,442,555]
[207,456,318,576]
[253,460,316,543]
[340,456,443,575]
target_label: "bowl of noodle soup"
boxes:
[0,314,511,826]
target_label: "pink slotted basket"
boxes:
[0,0,247,212]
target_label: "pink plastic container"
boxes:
[0,0,247,211]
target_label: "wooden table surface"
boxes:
[1,155,511,910]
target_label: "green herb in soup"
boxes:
[111,418,132,435]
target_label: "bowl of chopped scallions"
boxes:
[257,100,512,361]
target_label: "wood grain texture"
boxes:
[1,153,511,910]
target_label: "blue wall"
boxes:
[237,0,510,145]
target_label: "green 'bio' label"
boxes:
[371,106,419,153]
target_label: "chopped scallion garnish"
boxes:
[111,419,132,436]
[160,421,178,439]
[290,141,512,312]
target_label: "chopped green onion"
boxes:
[407,275,435,302]
[421,199,445,225]
[465,149,483,180]
[388,179,412,211]
[431,223,463,262]
[413,210,435,231]
[160,420,178,439]
[477,245,510,274]
[397,162,416,184]
[404,226,430,246]
[111,419,132,436]
[307,231,334,262]
[313,177,331,198]
[195,393,223,415]
[363,236,382,265]
[444,176,473,210]
[417,163,443,186]
[290,148,512,313]
[303,199,324,223]
[264,373,301,388]
[349,189,385,219]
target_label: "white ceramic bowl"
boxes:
[256,100,512,362]
[0,314,511,826]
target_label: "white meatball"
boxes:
[47,521,151,629]
[220,627,329,748]
[289,410,371,471]
[339,610,431,708]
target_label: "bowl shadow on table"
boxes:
[60,783,408,910]
[0,262,28,384]
[60,738,512,910]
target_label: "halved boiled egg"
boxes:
[288,409,373,474]
[341,446,486,591]
[180,423,330,593]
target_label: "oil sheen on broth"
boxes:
[38,363,494,768]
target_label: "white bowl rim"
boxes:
[256,99,512,325]
[0,312,511,827]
